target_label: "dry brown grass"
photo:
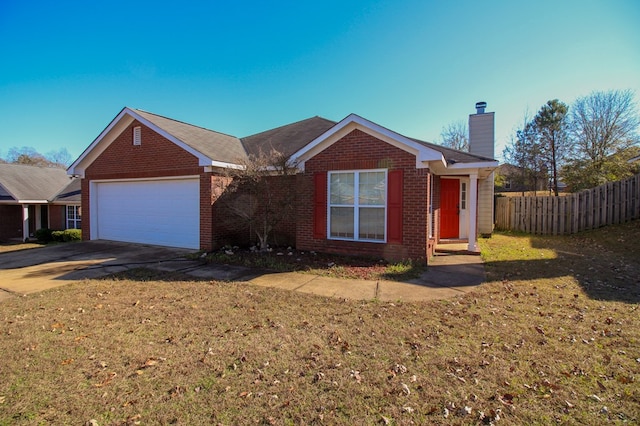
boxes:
[1,221,639,425]
[0,242,42,253]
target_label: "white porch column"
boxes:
[468,173,478,252]
[22,205,30,241]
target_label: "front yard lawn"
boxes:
[0,221,638,425]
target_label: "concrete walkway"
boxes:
[152,243,485,301]
[0,241,485,303]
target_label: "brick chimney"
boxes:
[469,101,495,159]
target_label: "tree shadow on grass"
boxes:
[484,221,640,304]
[97,268,211,283]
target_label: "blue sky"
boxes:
[1,0,638,163]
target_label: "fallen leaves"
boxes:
[93,372,117,388]
[349,370,362,383]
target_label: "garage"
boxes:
[92,178,199,249]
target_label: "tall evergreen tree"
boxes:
[503,118,547,194]
[532,99,570,196]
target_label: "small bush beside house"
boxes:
[35,228,82,243]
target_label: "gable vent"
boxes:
[133,126,142,146]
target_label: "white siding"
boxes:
[469,112,495,159]
[477,172,494,235]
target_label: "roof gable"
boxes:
[68,107,247,177]
[291,114,447,170]
[0,163,71,203]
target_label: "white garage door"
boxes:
[93,178,199,249]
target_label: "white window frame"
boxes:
[327,169,387,243]
[66,205,81,229]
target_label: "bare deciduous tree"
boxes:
[46,148,73,168]
[570,89,639,168]
[216,149,297,251]
[439,120,469,151]
[5,146,72,168]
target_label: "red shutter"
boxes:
[387,169,403,244]
[313,172,327,239]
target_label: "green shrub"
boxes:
[65,229,82,241]
[35,228,53,243]
[51,229,82,242]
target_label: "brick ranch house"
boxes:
[68,103,498,262]
[0,163,81,242]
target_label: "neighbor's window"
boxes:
[66,205,81,229]
[328,170,386,242]
[133,126,142,145]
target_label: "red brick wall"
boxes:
[49,205,66,230]
[199,173,215,251]
[0,205,22,241]
[85,121,202,179]
[81,178,90,241]
[296,129,430,262]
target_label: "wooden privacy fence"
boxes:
[495,174,640,235]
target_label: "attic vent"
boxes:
[133,126,142,146]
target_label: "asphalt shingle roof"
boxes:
[0,163,72,202]
[109,108,495,168]
[52,178,81,203]
[133,109,248,164]
[409,138,496,164]
[241,116,337,157]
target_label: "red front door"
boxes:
[440,179,460,238]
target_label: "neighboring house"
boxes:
[50,178,82,230]
[495,163,548,193]
[68,103,498,261]
[0,163,80,242]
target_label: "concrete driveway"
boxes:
[0,241,193,302]
[1,241,485,303]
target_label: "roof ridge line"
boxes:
[132,108,240,140]
[240,115,336,140]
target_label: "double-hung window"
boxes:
[328,170,386,242]
[66,205,81,229]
